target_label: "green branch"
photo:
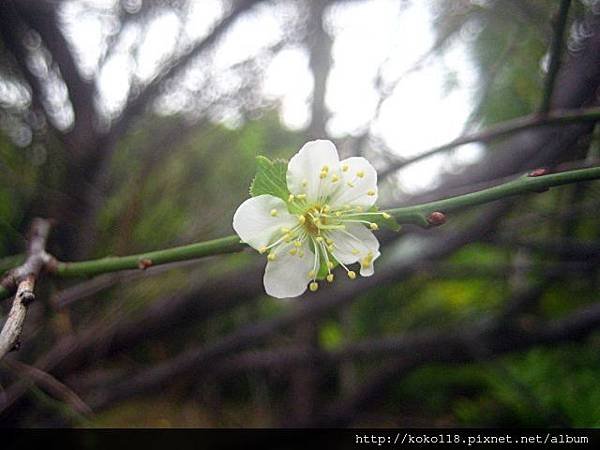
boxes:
[1,166,599,301]
[387,166,600,227]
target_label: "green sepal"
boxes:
[316,258,338,280]
[249,155,290,202]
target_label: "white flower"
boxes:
[233,140,388,298]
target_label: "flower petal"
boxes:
[263,241,315,298]
[286,140,341,203]
[232,195,297,251]
[328,223,380,276]
[329,156,378,208]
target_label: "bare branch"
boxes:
[0,219,53,361]
[539,0,571,114]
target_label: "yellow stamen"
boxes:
[298,215,306,225]
[302,179,308,188]
[270,209,278,217]
[315,236,324,243]
[356,170,365,178]
[259,246,267,254]
[320,171,327,179]
[308,270,316,278]
[367,189,376,196]
[321,165,329,173]
[267,253,276,261]
[327,261,334,269]
[289,248,297,255]
[370,223,379,230]
[348,271,357,280]
[342,164,349,172]
[326,274,334,282]
[382,212,391,219]
[331,174,340,183]
[351,249,359,255]
[309,281,319,292]
[347,182,355,188]
[288,194,295,202]
[296,193,307,199]
[294,240,302,248]
[281,227,290,234]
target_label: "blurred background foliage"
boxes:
[0,0,599,427]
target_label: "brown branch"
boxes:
[539,0,571,114]
[379,107,600,179]
[0,219,53,361]
[2,358,91,416]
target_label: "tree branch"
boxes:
[0,165,598,301]
[539,0,571,114]
[0,219,52,360]
[379,107,600,179]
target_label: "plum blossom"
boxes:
[233,140,390,298]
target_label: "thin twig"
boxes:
[539,0,571,114]
[2,358,92,416]
[379,106,600,179]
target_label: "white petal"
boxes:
[286,140,341,203]
[329,157,378,208]
[232,195,297,251]
[263,241,315,298]
[328,223,380,276]
[358,250,380,277]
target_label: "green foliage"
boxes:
[249,155,290,202]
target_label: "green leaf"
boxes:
[353,206,401,232]
[249,155,290,202]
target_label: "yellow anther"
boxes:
[302,179,308,187]
[270,209,278,217]
[356,206,363,212]
[367,189,376,196]
[328,245,334,252]
[326,238,333,245]
[296,193,307,199]
[258,246,268,254]
[361,257,371,267]
[382,212,391,219]
[267,253,277,261]
[288,194,295,202]
[321,165,329,173]
[331,174,340,183]
[322,204,331,213]
[289,248,297,255]
[351,249,360,255]
[299,250,305,257]
[281,227,290,234]
[327,261,334,269]
[294,240,302,248]
[326,273,334,283]
[284,233,293,242]
[298,215,306,225]
[309,281,319,292]
[342,164,349,172]
[347,182,355,188]
[347,271,357,280]
[320,171,327,179]
[356,170,365,178]
[315,236,324,243]
[335,211,342,217]
[308,270,316,278]
[370,222,379,230]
